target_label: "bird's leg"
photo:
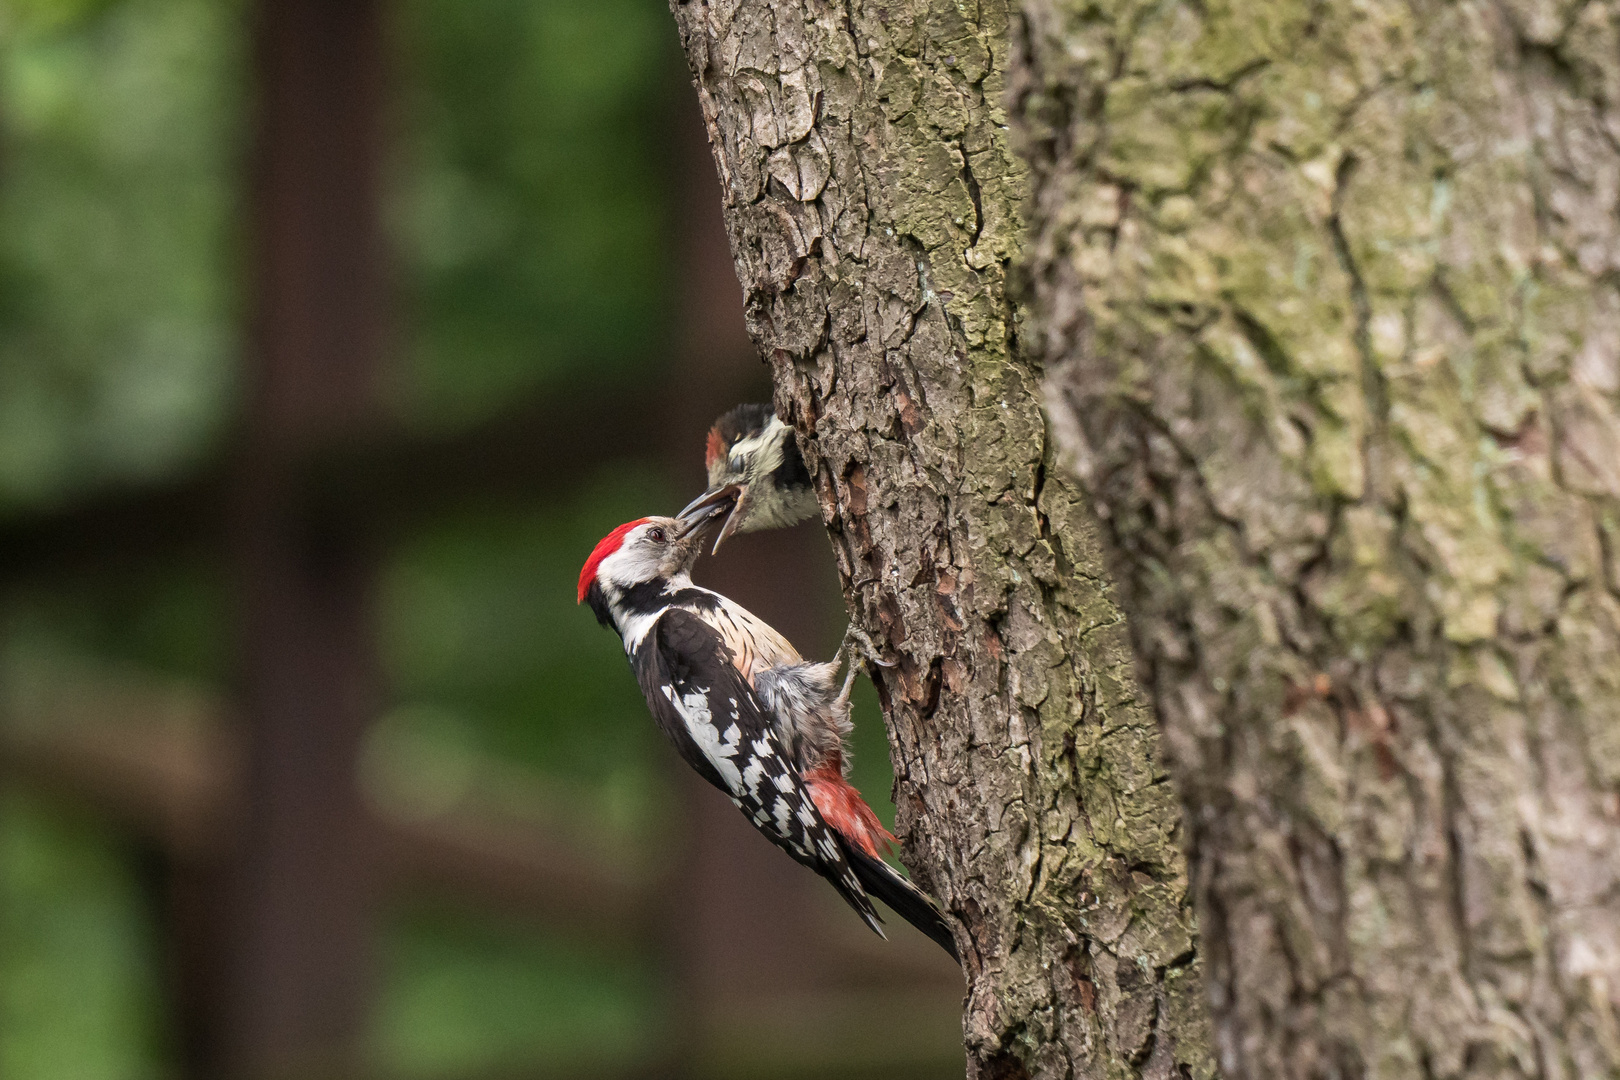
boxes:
[834,662,861,714]
[832,622,893,713]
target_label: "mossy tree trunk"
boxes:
[666,2,1214,1077]
[1017,0,1620,1076]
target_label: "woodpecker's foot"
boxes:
[835,623,895,671]
[829,625,894,718]
[832,623,894,712]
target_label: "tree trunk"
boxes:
[1017,0,1620,1076]
[667,3,1215,1077]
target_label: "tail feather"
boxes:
[845,844,959,962]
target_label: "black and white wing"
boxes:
[632,607,883,936]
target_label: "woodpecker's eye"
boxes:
[647,526,668,544]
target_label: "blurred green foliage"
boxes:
[0,0,688,1075]
[372,902,660,1080]
[391,0,673,425]
[0,0,239,510]
[0,794,165,1080]
[0,0,930,1072]
[0,3,238,1072]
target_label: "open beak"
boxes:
[676,483,747,554]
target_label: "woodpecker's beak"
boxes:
[677,483,748,554]
[675,485,738,544]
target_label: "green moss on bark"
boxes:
[668,1,1215,1077]
[1020,0,1620,1074]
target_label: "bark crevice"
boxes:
[669,1,1215,1077]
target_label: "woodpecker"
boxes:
[577,509,958,960]
[680,403,818,552]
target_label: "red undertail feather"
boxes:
[805,765,896,859]
[704,426,725,470]
[577,518,650,603]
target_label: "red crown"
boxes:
[577,518,650,603]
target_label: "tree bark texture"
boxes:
[1018,0,1620,1076]
[667,3,1215,1077]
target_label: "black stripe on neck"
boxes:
[585,580,615,629]
[616,579,720,618]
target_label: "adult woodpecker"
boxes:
[680,403,817,552]
[577,509,958,960]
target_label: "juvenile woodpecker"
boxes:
[680,403,818,552]
[578,509,958,960]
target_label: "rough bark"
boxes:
[667,3,1215,1077]
[1017,0,1620,1076]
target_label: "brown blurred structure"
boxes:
[0,2,962,1078]
[216,0,389,1075]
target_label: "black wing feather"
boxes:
[632,608,883,934]
[846,846,959,961]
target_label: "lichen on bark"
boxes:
[1017,0,1620,1075]
[667,1,1214,1076]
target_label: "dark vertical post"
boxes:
[217,2,388,1077]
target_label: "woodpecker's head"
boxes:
[679,404,817,552]
[577,511,723,630]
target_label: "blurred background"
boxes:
[0,1,963,1077]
